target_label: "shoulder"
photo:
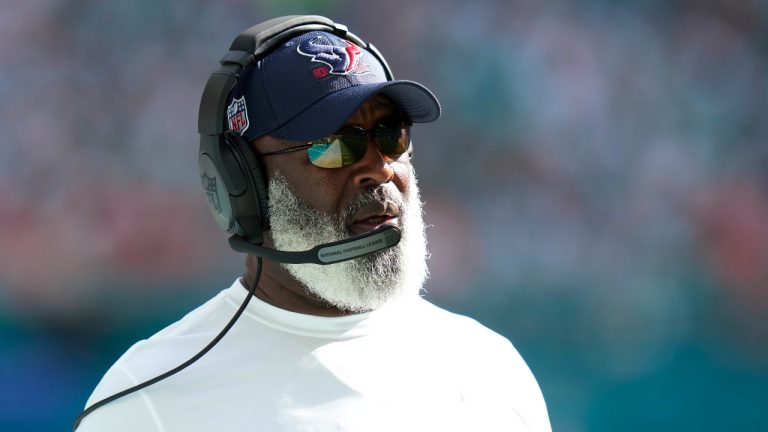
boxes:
[408,297,514,350]
[77,365,162,432]
[111,287,236,376]
[77,287,235,430]
[406,298,552,431]
[400,297,533,381]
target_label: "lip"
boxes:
[349,201,400,236]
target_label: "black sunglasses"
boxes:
[261,121,412,169]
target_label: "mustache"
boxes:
[341,184,405,224]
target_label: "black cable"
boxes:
[72,257,263,431]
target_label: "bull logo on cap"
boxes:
[297,35,369,77]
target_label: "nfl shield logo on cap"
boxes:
[227,96,249,134]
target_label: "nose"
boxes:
[350,139,395,187]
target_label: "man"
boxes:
[77,16,551,431]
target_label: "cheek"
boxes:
[266,160,346,215]
[297,175,346,215]
[391,161,412,195]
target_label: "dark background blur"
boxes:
[2,0,768,430]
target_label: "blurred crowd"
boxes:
[2,0,767,430]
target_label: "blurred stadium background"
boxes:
[2,0,768,430]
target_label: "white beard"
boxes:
[267,169,429,312]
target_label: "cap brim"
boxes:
[268,80,441,141]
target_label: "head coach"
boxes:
[75,15,551,432]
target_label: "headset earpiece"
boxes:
[223,131,270,232]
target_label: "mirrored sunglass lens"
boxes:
[307,142,341,168]
[307,136,367,168]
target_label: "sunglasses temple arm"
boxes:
[260,144,313,157]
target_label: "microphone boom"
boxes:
[228,225,401,264]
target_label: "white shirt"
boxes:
[79,280,551,431]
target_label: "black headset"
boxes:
[73,16,400,430]
[198,15,394,247]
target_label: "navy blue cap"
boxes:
[225,31,441,141]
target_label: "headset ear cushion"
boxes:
[226,132,271,231]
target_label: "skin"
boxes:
[242,94,413,317]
